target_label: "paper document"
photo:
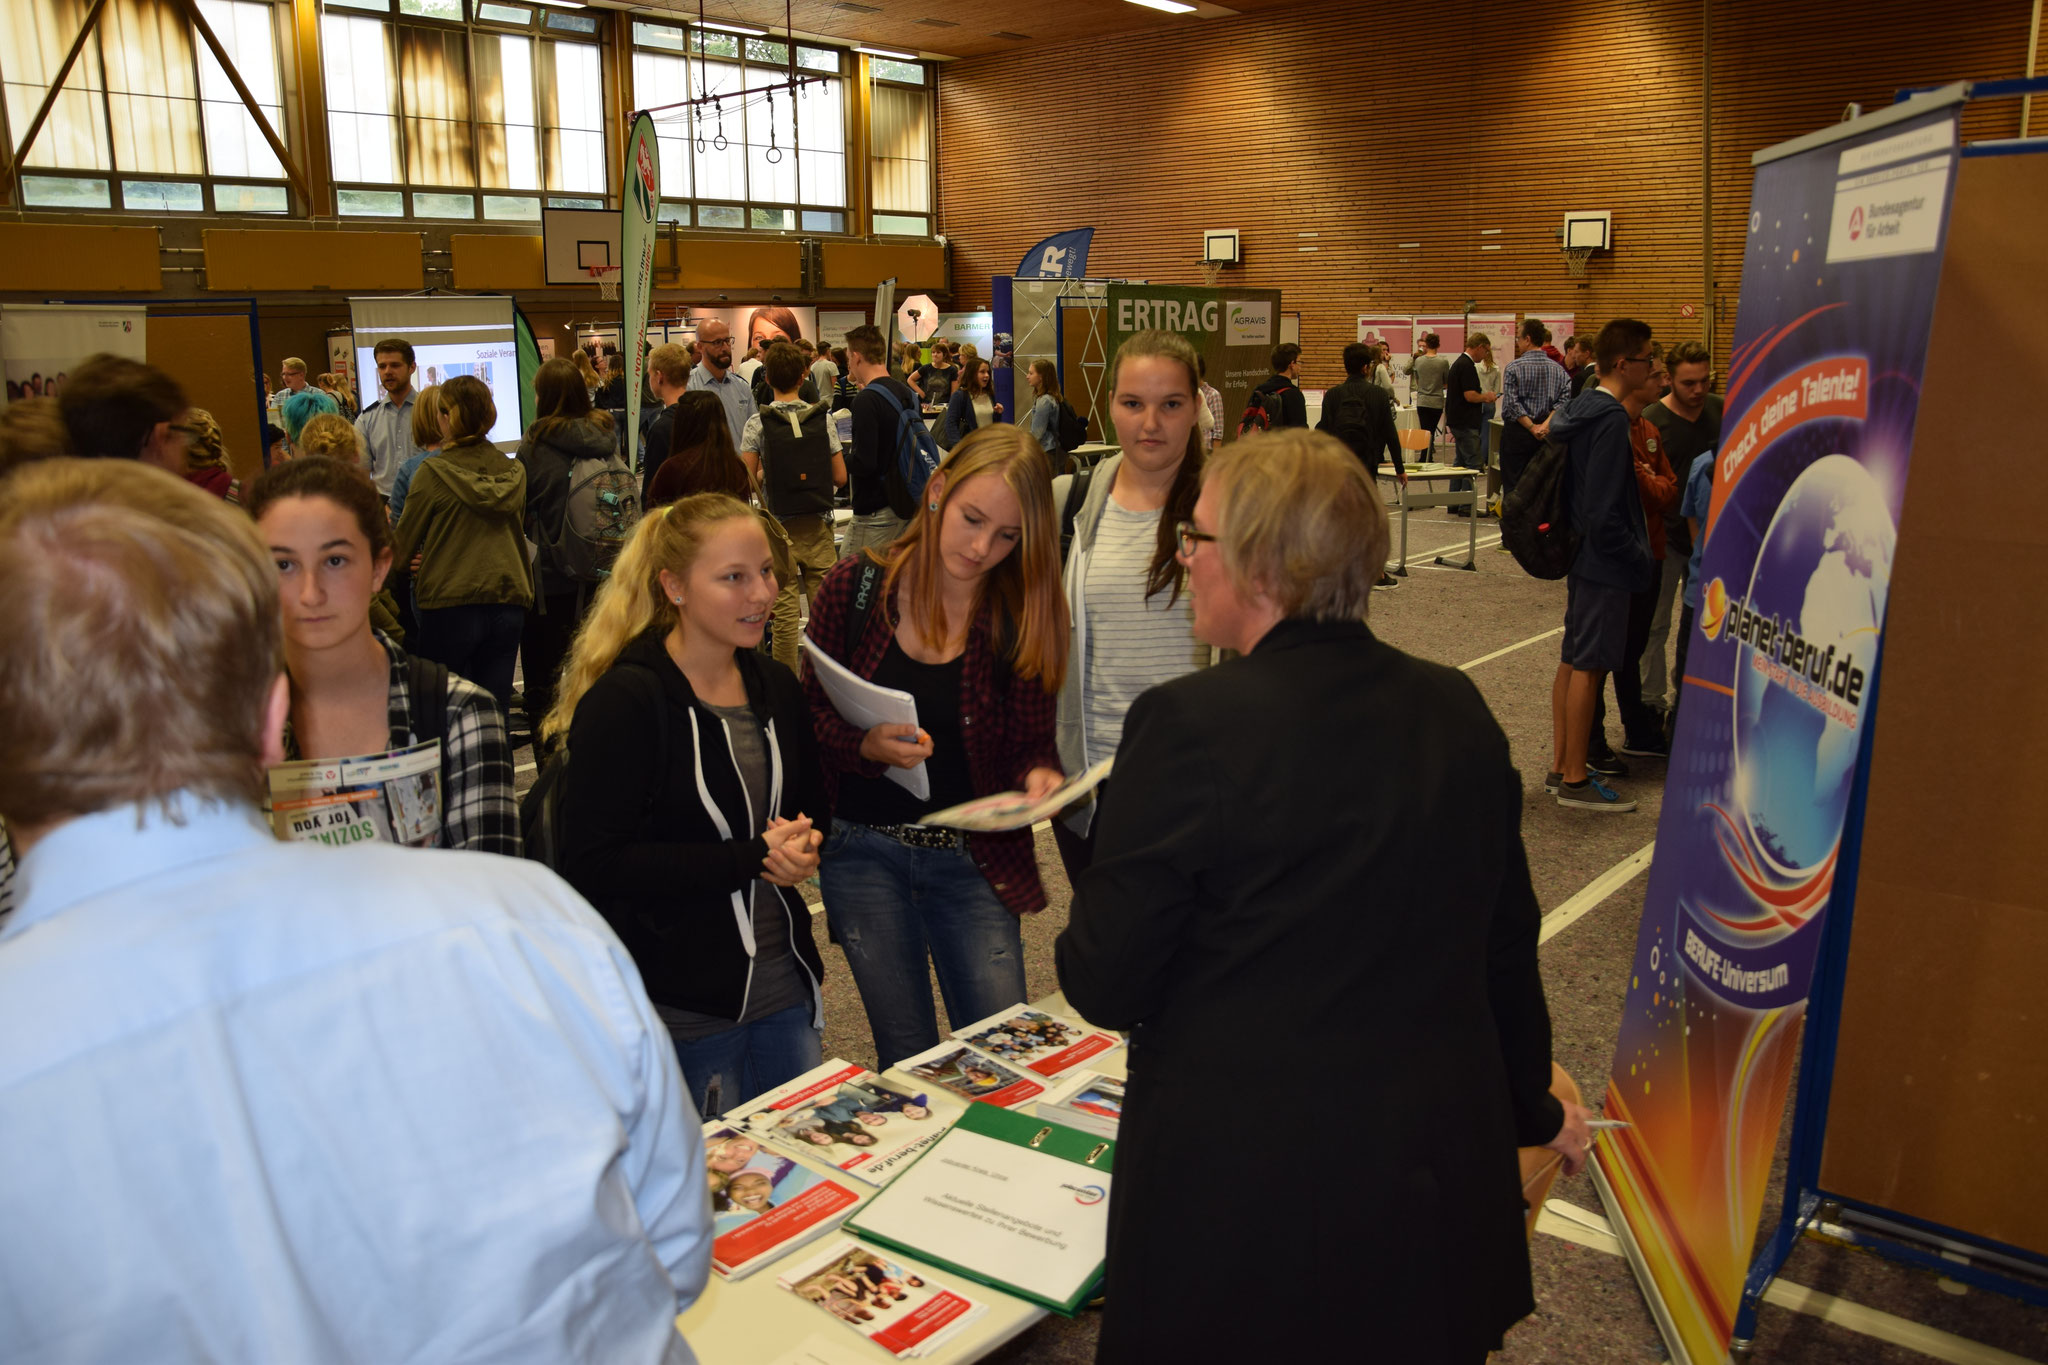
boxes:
[266,740,442,847]
[920,758,1112,831]
[801,639,929,802]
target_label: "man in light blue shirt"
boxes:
[355,336,423,499]
[0,459,711,1365]
[687,317,752,450]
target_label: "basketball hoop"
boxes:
[587,265,621,301]
[1563,246,1594,280]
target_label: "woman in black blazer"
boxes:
[546,493,831,1119]
[1056,430,1591,1363]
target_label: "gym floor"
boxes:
[510,501,2047,1365]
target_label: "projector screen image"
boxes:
[350,294,523,450]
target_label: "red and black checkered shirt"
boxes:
[803,555,1061,915]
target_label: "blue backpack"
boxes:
[867,380,942,519]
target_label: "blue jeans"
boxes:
[819,821,1027,1072]
[414,602,524,713]
[669,1002,823,1119]
[1450,424,1487,496]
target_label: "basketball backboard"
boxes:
[542,207,623,286]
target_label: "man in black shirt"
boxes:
[1640,339,1723,716]
[1252,343,1309,428]
[1316,342,1405,590]
[639,342,691,507]
[913,341,958,410]
[842,324,919,562]
[1444,334,1498,513]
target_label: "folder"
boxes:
[844,1101,1114,1316]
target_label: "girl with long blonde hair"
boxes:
[545,494,830,1116]
[801,424,1069,1071]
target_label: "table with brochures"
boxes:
[674,991,1124,1364]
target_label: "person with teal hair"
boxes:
[280,386,340,453]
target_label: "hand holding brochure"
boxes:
[775,1238,986,1359]
[800,638,928,801]
[919,758,1113,832]
[735,1061,964,1187]
[702,1123,861,1279]
[267,739,443,847]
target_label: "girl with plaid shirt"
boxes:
[804,425,1069,1073]
[248,457,520,854]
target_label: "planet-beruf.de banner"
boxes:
[1594,107,1960,1364]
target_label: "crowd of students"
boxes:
[2,312,1712,1360]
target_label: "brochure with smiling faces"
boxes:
[733,1062,965,1188]
[775,1238,986,1359]
[702,1123,862,1279]
[947,1005,1123,1078]
[887,1041,1045,1108]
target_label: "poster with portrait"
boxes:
[1,304,146,406]
[679,304,821,356]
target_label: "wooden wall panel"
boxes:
[821,241,947,291]
[0,225,161,292]
[204,230,424,292]
[452,234,549,291]
[937,0,2031,389]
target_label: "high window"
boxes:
[321,0,607,221]
[866,57,930,237]
[632,25,847,233]
[0,0,290,214]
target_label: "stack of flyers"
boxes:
[733,1061,964,1188]
[776,1238,987,1358]
[948,1004,1124,1078]
[702,1123,861,1279]
[888,1041,1046,1108]
[1030,1070,1123,1139]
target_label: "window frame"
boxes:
[630,21,850,234]
[865,55,934,239]
[3,0,296,216]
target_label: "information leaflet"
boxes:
[267,740,442,848]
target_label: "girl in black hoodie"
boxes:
[545,493,830,1117]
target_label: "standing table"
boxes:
[1383,463,1480,574]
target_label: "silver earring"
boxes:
[670,596,681,604]
[928,501,939,511]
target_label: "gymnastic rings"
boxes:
[765,144,782,164]
[713,132,728,151]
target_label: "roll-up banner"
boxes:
[1593,105,1961,1365]
[1106,285,1282,438]
[1,304,146,405]
[622,111,660,473]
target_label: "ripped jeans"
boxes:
[819,821,1027,1073]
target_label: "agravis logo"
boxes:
[1223,300,1272,346]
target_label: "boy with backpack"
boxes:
[841,323,936,564]
[744,341,847,671]
[1243,343,1308,433]
[1315,341,1405,590]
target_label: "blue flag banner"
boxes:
[1016,229,1094,279]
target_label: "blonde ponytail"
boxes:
[540,493,757,743]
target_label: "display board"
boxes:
[1,303,146,405]
[1593,101,1962,1365]
[351,295,521,448]
[1528,312,1576,346]
[147,307,262,492]
[817,310,867,350]
[1413,314,1466,355]
[1817,147,2048,1257]
[933,311,994,356]
[1105,284,1284,438]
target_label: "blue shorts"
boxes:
[1562,575,1630,673]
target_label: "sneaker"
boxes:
[1586,751,1632,780]
[1619,733,1670,758]
[1544,771,1563,793]
[1557,775,1637,812]
[1373,573,1400,591]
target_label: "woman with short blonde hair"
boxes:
[295,413,365,465]
[1200,428,1388,624]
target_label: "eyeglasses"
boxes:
[1621,352,1657,368]
[1175,520,1217,558]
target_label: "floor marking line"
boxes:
[1458,626,1563,672]
[514,761,536,774]
[1536,1200,2032,1365]
[1394,530,1503,566]
[1540,842,1656,945]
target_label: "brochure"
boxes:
[266,739,442,847]
[948,1005,1124,1079]
[888,1042,1044,1108]
[703,1124,862,1280]
[918,758,1113,832]
[775,1238,987,1359]
[800,639,929,801]
[845,1103,1113,1317]
[1030,1070,1123,1139]
[734,1061,964,1188]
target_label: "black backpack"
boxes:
[1055,400,1088,453]
[865,380,942,519]
[1499,438,1580,579]
[520,663,667,871]
[1316,381,1378,454]
[1239,385,1288,436]
[757,401,837,518]
[1057,468,1094,563]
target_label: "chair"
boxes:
[1397,427,1434,466]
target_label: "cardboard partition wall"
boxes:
[1817,146,2048,1256]
[1105,284,1284,438]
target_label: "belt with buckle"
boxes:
[867,822,964,850]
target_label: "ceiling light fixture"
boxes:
[1125,0,1197,13]
[856,45,919,59]
[697,20,768,36]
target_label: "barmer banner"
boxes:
[1105,284,1281,437]
[1593,108,1960,1364]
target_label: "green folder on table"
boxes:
[844,1101,1116,1316]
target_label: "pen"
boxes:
[1587,1119,1631,1131]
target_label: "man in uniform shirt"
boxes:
[0,459,712,1364]
[686,318,752,451]
[353,337,421,500]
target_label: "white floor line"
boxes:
[1540,841,1656,945]
[1391,530,1503,567]
[1458,625,1563,672]
[1536,1200,2032,1365]
[514,761,536,774]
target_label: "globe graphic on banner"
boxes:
[1732,454,1896,877]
